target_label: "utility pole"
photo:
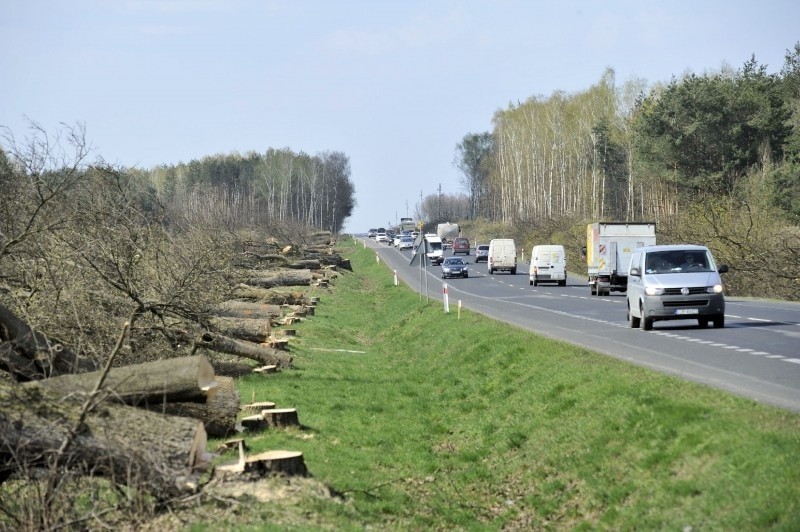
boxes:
[437,183,442,221]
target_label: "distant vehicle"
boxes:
[398,236,414,250]
[586,222,656,296]
[376,232,389,243]
[488,239,516,275]
[424,234,444,265]
[368,229,377,239]
[529,245,566,286]
[474,244,489,263]
[437,222,460,244]
[626,244,728,330]
[452,237,470,255]
[441,257,469,278]
[399,217,416,232]
[393,234,402,247]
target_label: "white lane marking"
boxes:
[751,351,770,355]
[785,359,800,365]
[747,317,771,322]
[766,355,785,359]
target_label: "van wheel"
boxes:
[698,318,709,328]
[628,306,640,328]
[590,285,597,296]
[511,268,517,275]
[489,268,494,275]
[529,280,533,286]
[713,315,725,328]
[639,303,653,330]
[533,280,538,286]
[558,280,566,286]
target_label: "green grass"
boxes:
[208,239,800,530]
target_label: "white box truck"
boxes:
[529,245,566,286]
[488,239,517,275]
[586,222,656,296]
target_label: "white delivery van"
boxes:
[424,234,444,265]
[626,244,728,330]
[488,239,517,275]
[529,245,566,286]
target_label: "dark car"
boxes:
[452,237,470,255]
[474,244,489,262]
[441,257,469,279]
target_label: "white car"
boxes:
[398,237,414,250]
[376,232,388,243]
[393,235,402,247]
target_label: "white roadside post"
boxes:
[443,283,450,313]
[376,252,380,264]
[458,299,462,319]
[393,270,398,286]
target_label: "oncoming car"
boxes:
[441,257,469,279]
[398,236,414,250]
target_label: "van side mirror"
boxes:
[629,267,641,277]
[718,264,729,274]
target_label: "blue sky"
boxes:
[2,0,798,233]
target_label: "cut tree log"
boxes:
[0,302,97,380]
[149,376,240,438]
[215,301,282,320]
[240,269,313,288]
[195,332,293,369]
[286,259,321,270]
[230,285,307,305]
[0,380,210,498]
[25,355,216,406]
[210,316,273,343]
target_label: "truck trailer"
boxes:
[436,222,460,246]
[586,222,656,296]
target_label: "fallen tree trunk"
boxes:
[0,381,210,498]
[286,259,321,270]
[239,269,312,288]
[0,302,97,380]
[24,355,217,406]
[230,285,307,305]
[195,332,294,369]
[215,301,283,320]
[149,376,240,438]
[209,317,272,343]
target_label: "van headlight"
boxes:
[707,285,724,294]
[645,287,664,296]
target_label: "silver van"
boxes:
[626,244,728,330]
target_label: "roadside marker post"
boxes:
[443,283,450,313]
[376,252,380,264]
[458,299,461,319]
[393,270,398,286]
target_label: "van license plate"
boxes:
[675,309,699,315]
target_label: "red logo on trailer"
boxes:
[599,244,606,255]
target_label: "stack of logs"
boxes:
[0,232,346,499]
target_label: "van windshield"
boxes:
[644,250,713,274]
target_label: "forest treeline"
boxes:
[442,43,800,300]
[142,148,355,234]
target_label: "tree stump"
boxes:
[240,414,267,431]
[261,407,299,428]
[214,450,307,478]
[240,401,276,413]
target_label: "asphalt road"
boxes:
[362,238,800,413]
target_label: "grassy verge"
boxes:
[207,239,800,530]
